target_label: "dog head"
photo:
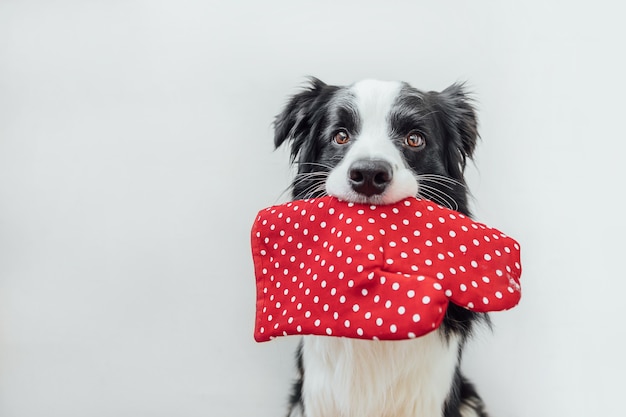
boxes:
[274,78,478,214]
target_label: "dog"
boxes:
[273,78,488,417]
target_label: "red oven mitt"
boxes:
[251,196,521,342]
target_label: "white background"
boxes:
[1,1,625,416]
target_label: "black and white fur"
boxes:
[274,78,489,417]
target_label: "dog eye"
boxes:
[333,130,350,145]
[405,132,425,148]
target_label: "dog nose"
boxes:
[348,159,393,197]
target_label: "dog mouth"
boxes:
[324,158,419,206]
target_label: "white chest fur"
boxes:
[300,331,460,417]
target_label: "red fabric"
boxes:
[251,196,521,342]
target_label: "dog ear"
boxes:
[274,77,329,163]
[431,83,479,181]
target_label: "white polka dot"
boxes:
[407,290,416,298]
[482,297,489,305]
[412,314,421,322]
[385,300,392,308]
[460,283,467,291]
[339,295,346,303]
[314,319,321,326]
[445,289,452,297]
[392,282,400,290]
[356,265,364,273]
[364,312,372,319]
[373,295,380,303]
[495,291,503,299]
[326,328,332,335]
[347,280,354,287]
[397,306,406,314]
[368,253,376,261]
[422,296,431,305]
[433,283,443,290]
[344,320,351,328]
[357,328,364,336]
[484,254,492,261]
[390,324,397,333]
[376,318,383,326]
[353,303,360,312]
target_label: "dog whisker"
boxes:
[417,184,459,211]
[416,173,466,189]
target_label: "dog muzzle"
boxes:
[251,196,521,342]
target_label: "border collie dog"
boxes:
[274,78,488,417]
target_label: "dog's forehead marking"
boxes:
[350,80,403,123]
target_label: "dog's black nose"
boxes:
[348,159,393,197]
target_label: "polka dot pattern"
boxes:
[251,196,522,342]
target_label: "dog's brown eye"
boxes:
[405,132,425,148]
[333,130,350,145]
